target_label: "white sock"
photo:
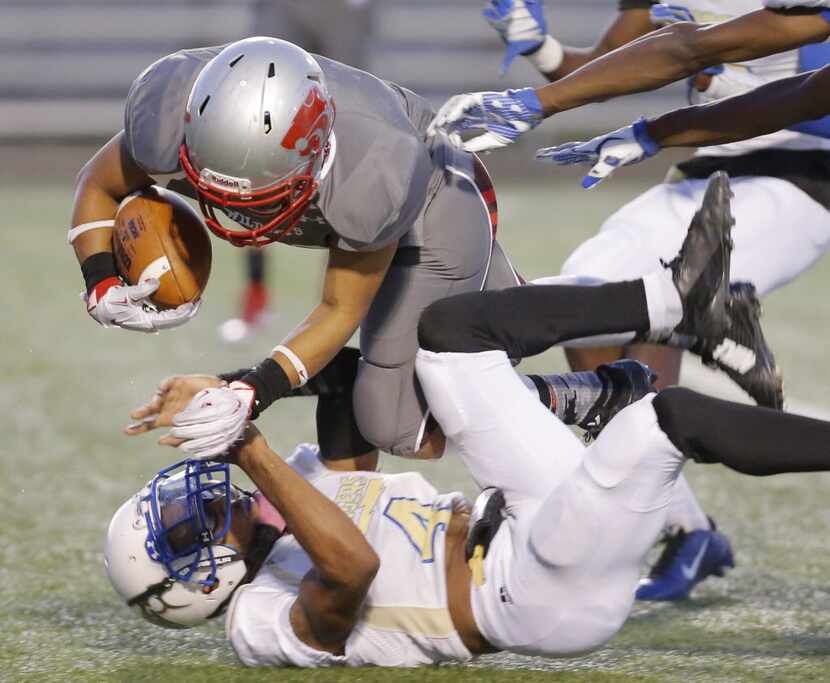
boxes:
[641,269,682,338]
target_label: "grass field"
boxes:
[4,174,830,682]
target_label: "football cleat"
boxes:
[580,359,658,440]
[636,522,735,601]
[665,171,735,345]
[699,282,784,410]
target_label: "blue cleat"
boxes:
[636,524,735,601]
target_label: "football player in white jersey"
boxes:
[106,173,830,666]
[440,0,830,601]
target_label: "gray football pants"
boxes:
[354,166,520,455]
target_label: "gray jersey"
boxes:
[124,45,446,251]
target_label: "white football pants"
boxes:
[415,349,684,656]
[562,176,830,297]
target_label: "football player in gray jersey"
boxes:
[71,37,518,462]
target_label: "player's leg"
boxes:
[557,178,742,598]
[416,347,585,510]
[353,157,497,456]
[417,166,736,505]
[654,387,830,475]
[469,394,683,655]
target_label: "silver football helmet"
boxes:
[179,37,336,247]
[104,459,249,629]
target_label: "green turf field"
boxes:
[4,176,830,682]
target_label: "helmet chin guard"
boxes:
[179,144,317,247]
[179,37,336,247]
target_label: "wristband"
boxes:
[272,344,309,387]
[241,358,292,419]
[81,252,119,293]
[525,35,564,74]
[68,219,115,244]
[632,117,662,157]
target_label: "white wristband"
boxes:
[68,219,115,244]
[526,35,564,75]
[273,344,309,387]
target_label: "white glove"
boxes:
[85,277,201,333]
[427,88,544,153]
[484,0,549,75]
[536,119,661,188]
[169,382,255,459]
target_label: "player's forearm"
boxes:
[544,10,654,82]
[237,433,379,587]
[271,303,363,386]
[535,10,830,116]
[647,68,830,148]
[71,131,153,264]
[536,23,697,114]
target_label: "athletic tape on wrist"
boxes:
[68,219,115,244]
[272,344,309,387]
[526,35,564,74]
[241,358,292,419]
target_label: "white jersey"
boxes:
[226,444,472,667]
[684,0,830,156]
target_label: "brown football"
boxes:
[113,186,212,309]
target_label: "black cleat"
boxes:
[665,171,735,345]
[580,359,658,440]
[698,282,784,409]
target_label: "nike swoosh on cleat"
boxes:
[681,539,710,580]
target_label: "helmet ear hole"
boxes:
[198,96,210,116]
[267,62,275,78]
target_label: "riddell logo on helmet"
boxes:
[200,169,252,195]
[281,86,331,158]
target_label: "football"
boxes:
[113,186,212,309]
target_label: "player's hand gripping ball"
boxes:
[113,186,212,309]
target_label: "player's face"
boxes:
[205,493,258,554]
[159,487,258,558]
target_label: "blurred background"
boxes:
[0,0,688,183]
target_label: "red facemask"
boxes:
[179,144,317,248]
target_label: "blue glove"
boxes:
[484,0,548,76]
[428,87,544,152]
[649,3,695,26]
[536,119,661,189]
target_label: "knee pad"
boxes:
[353,359,428,456]
[316,394,374,461]
[582,395,681,513]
